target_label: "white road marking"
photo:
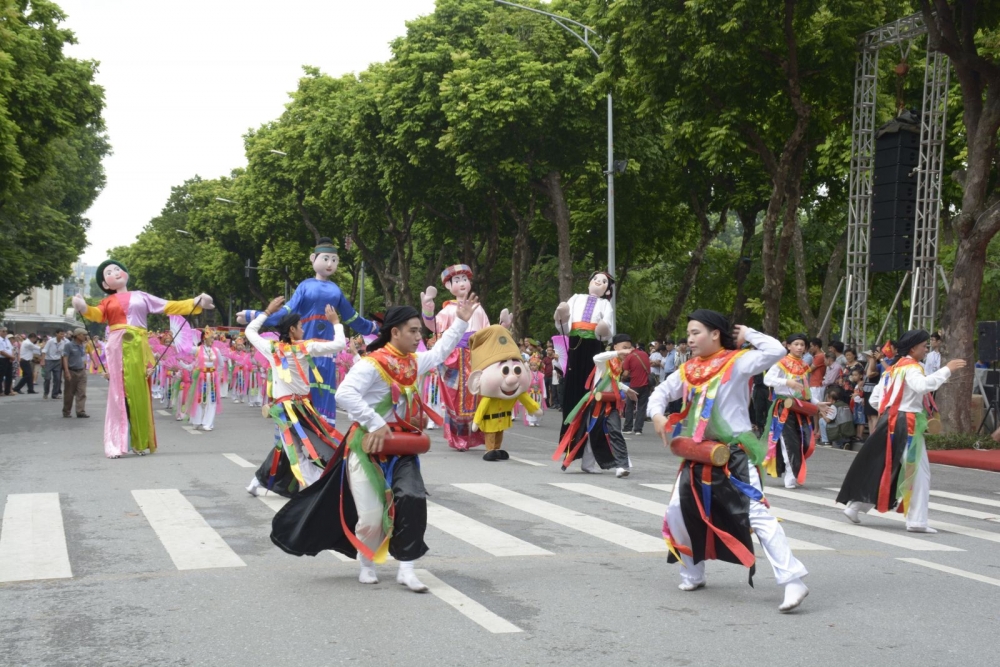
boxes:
[824,487,1000,522]
[761,487,1000,545]
[132,490,246,570]
[0,493,73,583]
[898,558,1000,588]
[426,502,552,557]
[557,483,831,551]
[929,490,1000,509]
[157,410,172,416]
[415,569,522,634]
[255,494,353,562]
[181,426,201,436]
[643,484,962,552]
[223,453,256,468]
[453,483,666,553]
[508,456,547,467]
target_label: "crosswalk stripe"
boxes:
[553,483,831,551]
[642,484,963,552]
[181,426,201,436]
[415,569,522,633]
[223,453,256,468]
[897,558,1000,588]
[157,410,171,416]
[0,493,73,583]
[254,494,353,562]
[759,487,1000,545]
[132,490,246,570]
[824,488,1000,522]
[508,456,547,467]
[427,502,552,557]
[929,490,1000,509]
[453,483,666,553]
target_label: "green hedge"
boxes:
[925,432,1000,451]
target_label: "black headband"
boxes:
[367,306,421,352]
[896,329,930,357]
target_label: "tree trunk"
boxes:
[660,207,728,335]
[760,157,805,336]
[790,222,818,335]
[508,194,535,339]
[730,207,760,325]
[541,171,574,301]
[937,236,989,433]
[816,231,847,342]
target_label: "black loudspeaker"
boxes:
[870,124,919,274]
[978,321,999,363]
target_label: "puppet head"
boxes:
[97,260,129,294]
[441,264,473,299]
[588,271,614,299]
[468,325,532,399]
[310,237,340,280]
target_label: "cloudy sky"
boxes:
[59,0,438,264]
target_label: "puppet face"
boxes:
[471,358,531,398]
[445,274,471,299]
[311,252,339,278]
[788,340,806,357]
[101,264,129,292]
[588,273,609,298]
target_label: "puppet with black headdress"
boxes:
[648,309,810,612]
[762,333,818,488]
[270,298,477,594]
[553,272,616,465]
[837,329,965,532]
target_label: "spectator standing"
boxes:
[924,333,942,375]
[621,343,652,435]
[42,330,67,399]
[13,333,41,394]
[843,348,864,377]
[807,338,826,404]
[0,327,14,396]
[648,341,664,382]
[675,341,690,365]
[548,349,563,410]
[541,350,554,408]
[62,328,90,418]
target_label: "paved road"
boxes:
[2,384,998,666]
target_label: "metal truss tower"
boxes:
[843,13,950,349]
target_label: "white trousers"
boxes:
[219,382,228,398]
[347,452,386,553]
[779,436,797,487]
[846,443,930,529]
[190,400,217,429]
[666,465,808,586]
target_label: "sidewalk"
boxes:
[928,448,1000,473]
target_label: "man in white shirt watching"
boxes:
[41,330,67,399]
[13,333,41,394]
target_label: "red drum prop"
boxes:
[368,431,431,456]
[669,437,730,467]
[592,391,620,403]
[784,397,818,418]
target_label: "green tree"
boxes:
[0,0,108,310]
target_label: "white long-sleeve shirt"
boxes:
[245,313,346,398]
[869,359,951,413]
[923,350,941,375]
[647,329,786,434]
[763,359,808,397]
[336,317,469,432]
[555,293,614,341]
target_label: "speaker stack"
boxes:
[978,321,1000,363]
[871,126,919,273]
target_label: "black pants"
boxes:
[13,360,34,393]
[544,378,553,407]
[0,358,12,394]
[623,384,651,433]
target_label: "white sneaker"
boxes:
[784,480,798,489]
[615,467,630,478]
[358,555,378,584]
[396,562,428,593]
[678,581,706,592]
[246,479,262,497]
[842,506,861,524]
[581,464,602,474]
[906,526,938,534]
[203,426,213,432]
[779,578,809,612]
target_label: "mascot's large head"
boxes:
[468,325,532,399]
[97,259,129,294]
[441,264,473,300]
[310,237,340,279]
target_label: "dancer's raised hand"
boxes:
[455,293,480,322]
[264,296,285,316]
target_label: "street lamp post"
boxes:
[493,0,618,328]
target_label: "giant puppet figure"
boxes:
[420,264,511,451]
[237,237,379,427]
[73,260,214,458]
[553,272,615,454]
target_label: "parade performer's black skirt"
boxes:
[776,413,808,480]
[669,446,756,582]
[836,411,907,509]
[256,404,339,498]
[559,336,603,463]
